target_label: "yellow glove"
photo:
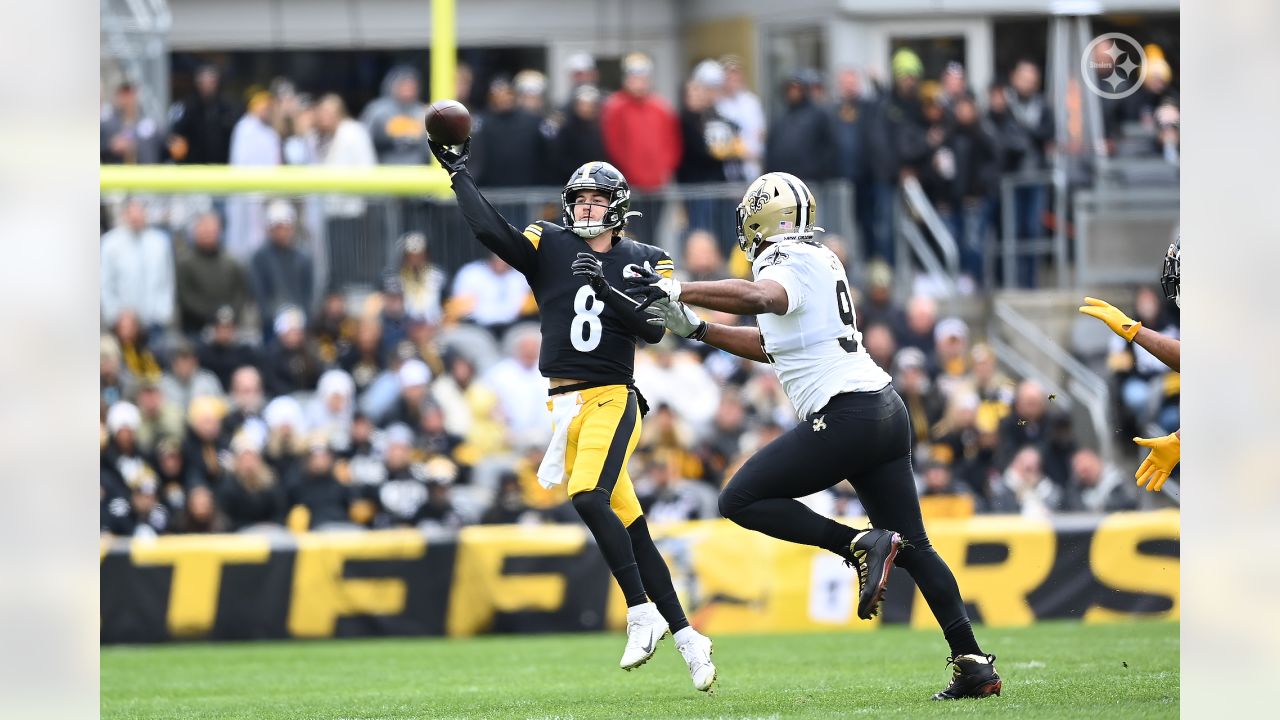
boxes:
[1080,297,1142,342]
[1133,433,1180,492]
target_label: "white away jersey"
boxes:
[752,241,892,419]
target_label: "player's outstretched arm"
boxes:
[642,299,769,363]
[1079,296,1179,371]
[430,139,538,275]
[571,253,664,344]
[627,267,788,316]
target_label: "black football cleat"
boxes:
[845,528,904,620]
[932,654,1002,700]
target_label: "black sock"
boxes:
[895,540,983,657]
[626,516,690,633]
[572,490,647,606]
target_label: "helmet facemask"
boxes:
[564,188,624,239]
[561,162,637,241]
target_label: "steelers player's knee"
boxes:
[717,487,746,521]
[571,487,613,524]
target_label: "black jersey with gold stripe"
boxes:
[449,171,674,385]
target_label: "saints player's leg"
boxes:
[844,390,1000,700]
[566,386,669,672]
[717,402,902,619]
[612,451,716,691]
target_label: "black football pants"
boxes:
[718,385,981,656]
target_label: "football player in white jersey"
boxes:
[625,172,1001,701]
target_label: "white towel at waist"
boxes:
[537,391,584,489]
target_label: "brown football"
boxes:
[425,100,472,146]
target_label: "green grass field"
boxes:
[101,620,1178,719]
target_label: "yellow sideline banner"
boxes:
[100,511,1179,643]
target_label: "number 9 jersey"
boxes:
[521,220,674,384]
[753,240,892,419]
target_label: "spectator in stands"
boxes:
[220,365,265,442]
[340,317,386,395]
[360,65,431,165]
[471,77,548,188]
[634,341,721,434]
[996,379,1075,486]
[418,463,466,530]
[696,393,748,488]
[152,436,187,515]
[249,200,314,340]
[315,93,377,287]
[929,389,987,495]
[262,396,307,485]
[938,62,969,112]
[197,306,259,392]
[377,277,412,362]
[100,402,169,537]
[311,292,355,366]
[861,322,898,374]
[101,82,165,164]
[160,341,224,414]
[918,457,974,502]
[261,306,322,397]
[176,212,250,336]
[638,452,716,522]
[481,471,536,525]
[380,358,432,429]
[716,55,766,180]
[854,260,902,331]
[226,91,282,259]
[168,65,236,165]
[389,232,447,326]
[307,369,357,455]
[949,94,1000,286]
[101,335,135,408]
[765,71,837,183]
[288,442,353,530]
[450,252,533,337]
[863,49,928,264]
[282,94,318,166]
[985,445,1061,519]
[372,423,429,528]
[111,309,162,384]
[134,379,183,456]
[416,402,462,462]
[552,84,608,184]
[681,230,727,283]
[893,347,945,451]
[482,325,551,447]
[897,295,939,367]
[676,72,729,185]
[971,343,1015,421]
[218,427,288,531]
[602,52,682,192]
[993,60,1055,287]
[181,394,229,489]
[176,484,219,533]
[833,69,872,224]
[101,197,174,337]
[430,352,482,439]
[564,53,598,99]
[933,317,972,398]
[1062,448,1136,513]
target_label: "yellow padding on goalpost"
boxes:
[99,164,455,197]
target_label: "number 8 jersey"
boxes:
[753,240,892,419]
[521,220,674,384]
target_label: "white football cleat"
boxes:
[676,631,717,692]
[620,602,668,670]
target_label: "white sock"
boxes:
[627,601,656,620]
[673,626,700,645]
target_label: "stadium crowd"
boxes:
[100,50,1180,537]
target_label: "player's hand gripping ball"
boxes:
[426,100,472,173]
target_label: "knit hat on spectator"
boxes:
[892,48,924,79]
[401,231,427,255]
[106,402,142,436]
[384,422,414,448]
[266,199,296,227]
[934,317,970,343]
[893,346,927,373]
[692,59,726,88]
[231,421,267,455]
[423,456,459,485]
[623,53,654,77]
[398,358,431,388]
[514,69,547,96]
[273,306,306,336]
[264,396,305,432]
[215,305,236,326]
[317,369,356,402]
[567,52,596,74]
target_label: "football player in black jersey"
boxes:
[429,139,716,692]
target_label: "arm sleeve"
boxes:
[449,170,540,276]
[756,261,805,315]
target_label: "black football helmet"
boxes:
[1160,234,1180,308]
[561,161,640,239]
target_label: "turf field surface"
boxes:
[101,620,1178,719]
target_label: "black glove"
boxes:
[428,137,471,175]
[623,265,669,311]
[571,252,609,294]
